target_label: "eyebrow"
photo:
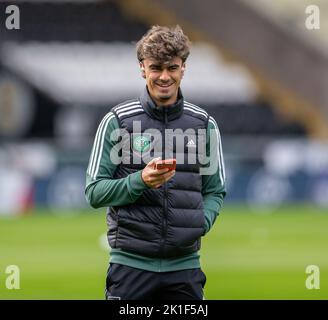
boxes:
[148,63,180,69]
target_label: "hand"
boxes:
[141,157,176,189]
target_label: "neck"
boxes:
[154,97,177,107]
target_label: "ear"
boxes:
[139,62,146,79]
[181,63,186,77]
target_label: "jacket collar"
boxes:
[139,86,184,121]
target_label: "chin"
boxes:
[159,93,171,98]
[158,95,172,102]
[157,90,173,100]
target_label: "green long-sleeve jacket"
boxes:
[85,113,226,272]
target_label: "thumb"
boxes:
[147,157,161,167]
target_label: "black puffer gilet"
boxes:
[107,88,209,258]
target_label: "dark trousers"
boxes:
[105,263,206,300]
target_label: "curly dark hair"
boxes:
[136,25,191,64]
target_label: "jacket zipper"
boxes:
[160,108,168,257]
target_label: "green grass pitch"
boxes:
[0,204,327,299]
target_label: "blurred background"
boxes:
[0,0,327,299]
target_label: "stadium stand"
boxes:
[118,0,328,139]
[0,1,147,42]
[0,0,326,213]
[0,1,307,139]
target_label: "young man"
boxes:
[85,25,226,300]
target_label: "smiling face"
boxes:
[140,57,185,106]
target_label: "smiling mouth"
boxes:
[156,83,174,88]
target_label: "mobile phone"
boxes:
[155,158,176,171]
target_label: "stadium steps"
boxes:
[115,0,328,139]
[0,1,147,42]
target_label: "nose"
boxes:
[159,69,170,82]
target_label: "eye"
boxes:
[169,66,178,71]
[150,66,161,71]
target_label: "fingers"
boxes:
[150,170,176,188]
[151,167,170,176]
[142,157,176,189]
[147,157,161,169]
[148,158,174,175]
